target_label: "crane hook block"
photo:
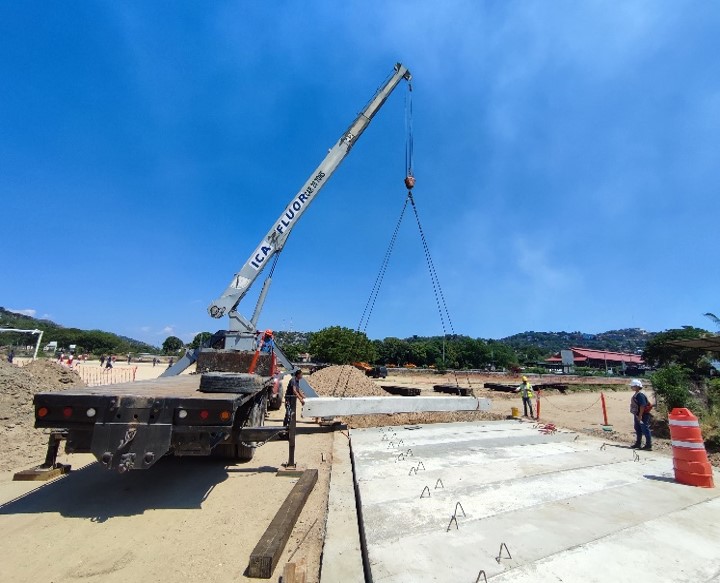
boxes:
[404,176,416,190]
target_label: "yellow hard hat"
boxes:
[522,376,528,382]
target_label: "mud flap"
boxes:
[91,423,172,472]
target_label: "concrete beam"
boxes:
[302,396,491,417]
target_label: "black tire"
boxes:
[267,391,283,411]
[199,372,264,393]
[236,393,266,462]
[211,442,238,459]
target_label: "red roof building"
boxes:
[546,347,644,368]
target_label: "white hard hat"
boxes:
[630,379,643,388]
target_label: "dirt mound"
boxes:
[0,359,85,473]
[307,365,386,397]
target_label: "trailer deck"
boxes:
[38,374,234,399]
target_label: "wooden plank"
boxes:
[483,382,517,393]
[432,385,473,396]
[247,469,318,579]
[282,562,296,583]
[382,386,421,396]
[281,559,307,583]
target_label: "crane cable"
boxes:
[358,82,459,380]
[336,79,416,396]
[357,198,410,333]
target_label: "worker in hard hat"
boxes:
[515,375,535,418]
[259,329,275,353]
[629,379,652,450]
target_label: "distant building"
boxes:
[545,347,644,374]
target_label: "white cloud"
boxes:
[161,326,174,335]
[8,308,36,317]
[513,237,576,291]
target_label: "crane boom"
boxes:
[208,63,412,322]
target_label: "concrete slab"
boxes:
[350,421,720,582]
[302,396,491,417]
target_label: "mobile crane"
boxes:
[30,63,412,472]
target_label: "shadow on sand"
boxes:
[0,457,243,521]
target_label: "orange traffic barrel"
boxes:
[669,408,714,488]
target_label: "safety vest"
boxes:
[520,383,534,398]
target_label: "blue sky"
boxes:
[1,2,719,347]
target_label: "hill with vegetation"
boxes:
[499,328,655,356]
[0,307,158,356]
[1,306,661,365]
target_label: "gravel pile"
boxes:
[0,359,85,473]
[306,365,386,397]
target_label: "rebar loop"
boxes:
[475,570,488,583]
[435,478,444,489]
[406,448,413,457]
[453,502,466,517]
[420,486,431,499]
[495,542,512,563]
[408,466,418,476]
[396,453,405,462]
[600,443,608,451]
[416,461,425,471]
[633,451,640,462]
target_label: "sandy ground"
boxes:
[373,370,654,447]
[0,407,335,583]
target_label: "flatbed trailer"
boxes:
[33,372,281,472]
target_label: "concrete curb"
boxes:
[320,430,364,582]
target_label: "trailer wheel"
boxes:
[236,393,266,462]
[211,442,238,459]
[267,390,283,411]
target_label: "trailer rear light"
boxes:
[219,411,231,422]
[37,407,48,418]
[63,407,73,418]
[199,410,209,420]
[178,409,188,419]
[86,408,97,418]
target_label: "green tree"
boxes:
[643,327,712,375]
[189,332,212,349]
[651,365,694,411]
[487,341,519,370]
[704,313,720,330]
[309,326,376,364]
[162,336,184,354]
[378,337,412,366]
[281,343,307,362]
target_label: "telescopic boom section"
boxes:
[208,63,412,320]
